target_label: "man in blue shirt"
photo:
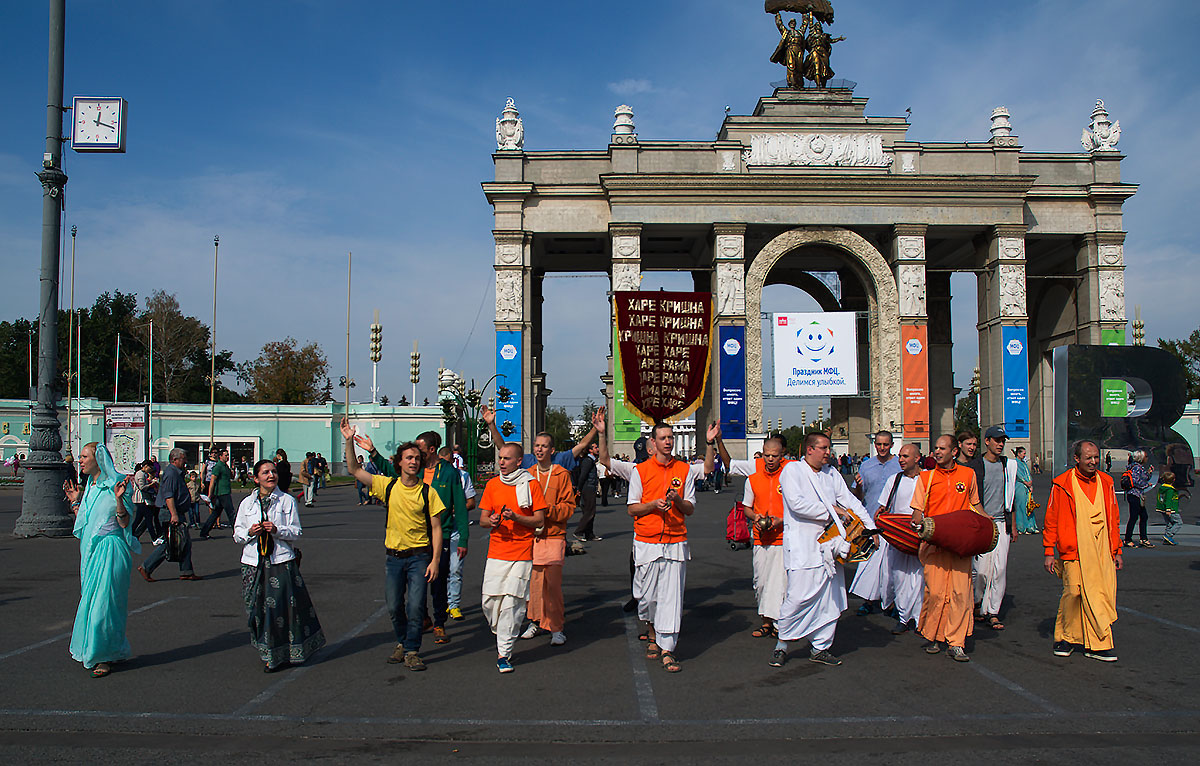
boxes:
[850,431,901,615]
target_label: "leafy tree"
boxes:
[953,393,979,435]
[0,318,38,400]
[1158,331,1200,402]
[236,337,330,404]
[543,405,572,449]
[576,398,599,439]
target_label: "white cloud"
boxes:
[607,78,654,96]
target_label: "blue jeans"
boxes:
[1162,512,1183,540]
[143,510,194,576]
[385,551,432,652]
[448,531,464,610]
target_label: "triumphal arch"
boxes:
[483,24,1134,462]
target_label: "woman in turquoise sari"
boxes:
[63,442,141,678]
[1011,446,1039,534]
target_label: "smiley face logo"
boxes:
[955,482,966,493]
[797,321,835,363]
[670,477,682,490]
[775,483,783,494]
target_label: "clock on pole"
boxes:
[71,96,127,152]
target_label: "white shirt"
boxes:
[727,458,756,478]
[459,468,476,500]
[874,472,920,518]
[233,488,302,566]
[779,460,872,571]
[607,458,637,481]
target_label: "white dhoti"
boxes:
[883,545,924,624]
[482,558,533,659]
[752,545,786,620]
[633,540,689,652]
[848,539,890,602]
[776,565,845,651]
[972,520,1010,616]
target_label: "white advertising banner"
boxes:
[772,312,859,396]
[104,404,148,475]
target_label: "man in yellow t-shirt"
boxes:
[345,435,444,671]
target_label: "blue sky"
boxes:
[1,1,1197,422]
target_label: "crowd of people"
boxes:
[58,415,1182,679]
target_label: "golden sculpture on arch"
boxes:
[765,1,844,90]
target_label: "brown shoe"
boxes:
[137,565,155,583]
[403,651,427,671]
[433,626,449,644]
[179,574,203,581]
[387,644,406,664]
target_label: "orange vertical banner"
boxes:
[901,324,929,440]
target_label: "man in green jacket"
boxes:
[343,419,468,643]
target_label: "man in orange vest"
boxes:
[627,422,708,673]
[1043,439,1123,662]
[712,427,790,638]
[909,434,983,662]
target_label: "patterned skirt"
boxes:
[241,558,326,670]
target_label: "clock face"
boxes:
[71,97,126,152]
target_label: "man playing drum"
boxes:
[869,444,925,635]
[910,434,983,662]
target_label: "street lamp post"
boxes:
[438,373,511,481]
[209,235,218,454]
[15,0,72,537]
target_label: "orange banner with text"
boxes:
[900,324,929,440]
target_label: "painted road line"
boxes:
[232,604,388,716]
[0,596,186,664]
[1118,606,1200,635]
[621,605,660,723]
[968,661,1065,714]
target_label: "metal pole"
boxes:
[210,235,218,453]
[148,318,153,447]
[65,225,75,458]
[76,320,81,457]
[16,0,71,536]
[345,251,352,413]
[113,332,120,403]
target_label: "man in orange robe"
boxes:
[910,434,983,662]
[520,432,578,647]
[1043,439,1123,662]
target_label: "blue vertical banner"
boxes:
[1001,325,1029,437]
[718,325,746,439]
[496,330,522,444]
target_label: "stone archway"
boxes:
[745,226,901,434]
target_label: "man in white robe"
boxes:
[770,432,874,667]
[871,444,925,634]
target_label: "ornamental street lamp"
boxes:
[438,373,512,481]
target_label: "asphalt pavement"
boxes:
[1,470,1198,764]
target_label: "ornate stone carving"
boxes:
[899,153,915,173]
[495,242,521,265]
[998,264,1027,317]
[720,150,738,171]
[613,234,640,260]
[612,262,641,292]
[1099,244,1124,266]
[989,106,1018,146]
[495,269,523,322]
[716,262,745,316]
[1082,99,1120,153]
[716,234,744,260]
[897,235,925,260]
[611,105,637,144]
[744,133,893,167]
[898,264,926,317]
[746,227,901,432]
[1099,270,1126,321]
[999,237,1025,260]
[495,98,524,151]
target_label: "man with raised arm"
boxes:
[482,407,599,475]
[343,424,444,672]
[1044,439,1122,662]
[910,434,984,663]
[770,432,874,668]
[478,441,547,673]
[712,425,790,639]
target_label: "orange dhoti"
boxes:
[917,542,973,648]
[528,537,566,632]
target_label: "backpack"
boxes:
[1119,470,1133,492]
[726,502,752,550]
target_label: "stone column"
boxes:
[610,223,642,452]
[708,224,747,457]
[494,230,533,445]
[1077,233,1127,344]
[893,225,930,451]
[977,226,1031,452]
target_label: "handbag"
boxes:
[166,522,187,562]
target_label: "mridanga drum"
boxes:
[916,509,998,557]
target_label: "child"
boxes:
[1156,471,1182,545]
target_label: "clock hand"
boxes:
[96,120,115,130]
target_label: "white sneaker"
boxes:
[520,623,546,640]
[152,537,165,546]
[550,631,566,646]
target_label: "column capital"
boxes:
[992,224,1027,240]
[712,222,747,238]
[608,222,643,239]
[892,223,928,238]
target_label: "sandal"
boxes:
[91,662,111,678]
[645,642,661,660]
[661,652,681,673]
[637,624,654,642]
[751,623,775,638]
[987,616,1005,631]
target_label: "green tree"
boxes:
[1158,331,1200,402]
[131,291,239,403]
[0,319,37,400]
[543,405,572,448]
[237,337,330,404]
[576,398,599,439]
[953,393,979,435]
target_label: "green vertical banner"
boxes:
[1101,379,1129,417]
[612,325,642,440]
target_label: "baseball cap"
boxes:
[984,425,1008,441]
